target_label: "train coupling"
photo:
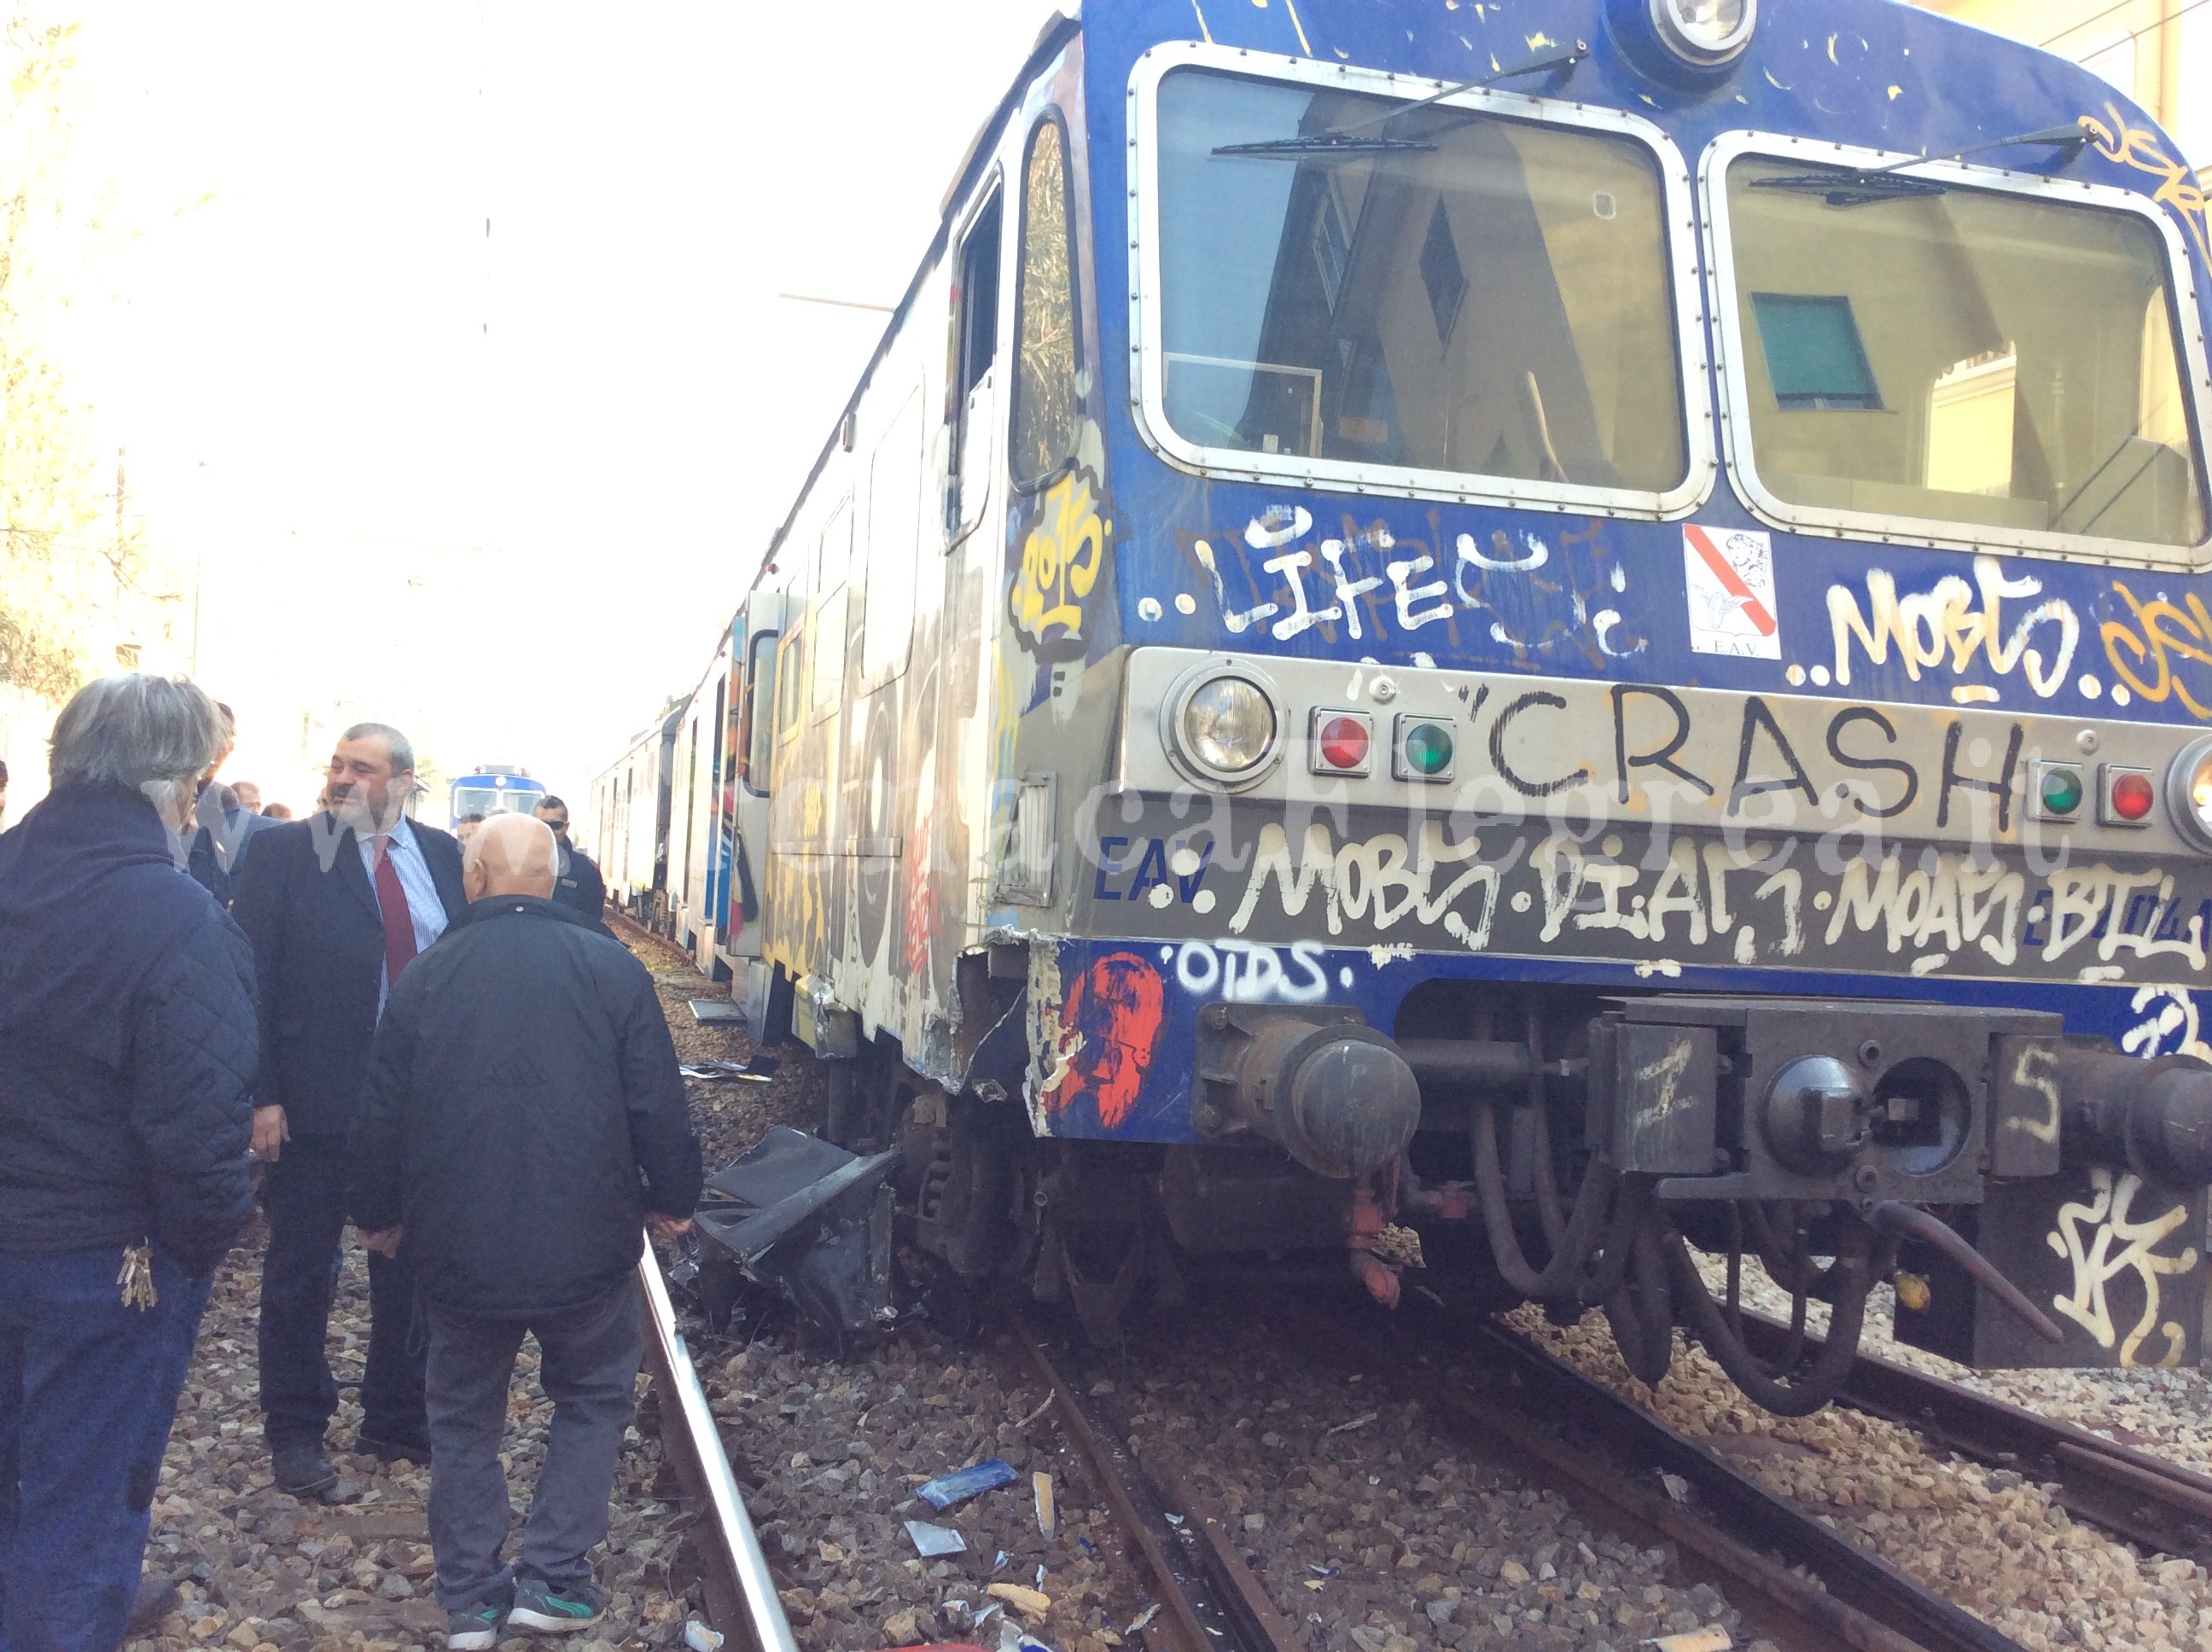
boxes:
[1191,1003,1423,1179]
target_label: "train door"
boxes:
[725,590,783,964]
[947,187,1004,550]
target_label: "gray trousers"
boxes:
[425,1283,642,1610]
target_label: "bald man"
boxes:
[348,814,701,1643]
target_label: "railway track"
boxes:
[637,1240,797,1652]
[1735,1312,2212,1566]
[1000,1293,2037,1652]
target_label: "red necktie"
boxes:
[372,840,418,986]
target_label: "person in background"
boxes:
[230,723,468,1500]
[453,812,486,849]
[351,814,700,1646]
[185,707,240,905]
[0,675,258,1648]
[533,797,606,926]
[262,802,294,822]
[226,781,282,872]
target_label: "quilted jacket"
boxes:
[0,785,259,1274]
[349,894,701,1317]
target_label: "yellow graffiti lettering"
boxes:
[2099,580,2212,718]
[1010,471,1107,648]
[2082,104,2209,265]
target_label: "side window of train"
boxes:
[947,187,1003,540]
[811,500,852,723]
[741,628,778,793]
[863,388,924,680]
[1011,113,1080,489]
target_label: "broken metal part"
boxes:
[692,1126,900,1354]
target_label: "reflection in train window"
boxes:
[1153,67,1687,494]
[1012,114,1080,489]
[1725,155,2207,548]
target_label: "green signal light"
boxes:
[1403,721,1454,777]
[2040,766,2084,816]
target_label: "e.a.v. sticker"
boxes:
[1682,525,1780,659]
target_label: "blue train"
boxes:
[448,765,547,833]
[599,0,2212,1405]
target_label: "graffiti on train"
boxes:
[1009,467,1110,658]
[1821,557,2079,706]
[2047,1166,2200,1368]
[1173,506,1642,668]
[1150,817,2212,981]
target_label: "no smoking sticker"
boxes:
[1682,524,1780,659]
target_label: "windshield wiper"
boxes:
[1213,40,1588,158]
[1749,125,2090,207]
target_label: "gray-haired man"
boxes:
[230,724,469,1498]
[0,674,258,1644]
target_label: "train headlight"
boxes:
[1164,663,1283,788]
[2168,737,2212,851]
[1649,0,1755,66]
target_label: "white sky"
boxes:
[41,1,1058,812]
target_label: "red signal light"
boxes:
[2109,769,2156,822]
[1315,713,1371,773]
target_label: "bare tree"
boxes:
[0,18,131,702]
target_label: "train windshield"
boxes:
[1723,155,2206,550]
[1152,68,1688,496]
[451,785,535,818]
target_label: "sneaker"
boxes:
[507,1575,606,1632]
[447,1601,509,1651]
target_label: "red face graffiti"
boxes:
[1060,951,1166,1131]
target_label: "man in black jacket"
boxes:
[533,794,607,925]
[0,673,258,1647]
[351,814,700,1645]
[230,722,468,1498]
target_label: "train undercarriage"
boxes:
[696,977,2212,1416]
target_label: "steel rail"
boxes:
[637,1238,798,1652]
[997,1308,1296,1652]
[1272,1296,2017,1652]
[1736,1312,2212,1563]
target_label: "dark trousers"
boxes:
[0,1244,212,1652]
[257,1135,425,1447]
[426,1283,641,1611]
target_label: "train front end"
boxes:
[981,0,2212,1402]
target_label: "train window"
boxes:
[1149,67,1689,500]
[742,630,778,792]
[1011,115,1080,489]
[774,620,804,746]
[1721,153,2207,552]
[957,197,1002,398]
[812,501,851,723]
[863,389,923,679]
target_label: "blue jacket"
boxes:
[0,785,259,1273]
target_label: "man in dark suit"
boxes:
[533,796,607,926]
[230,721,468,1498]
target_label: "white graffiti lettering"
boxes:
[1172,939,1330,1003]
[1828,557,2079,702]
[2046,1167,2198,1366]
[1229,822,1500,952]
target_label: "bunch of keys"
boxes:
[118,1242,158,1311]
